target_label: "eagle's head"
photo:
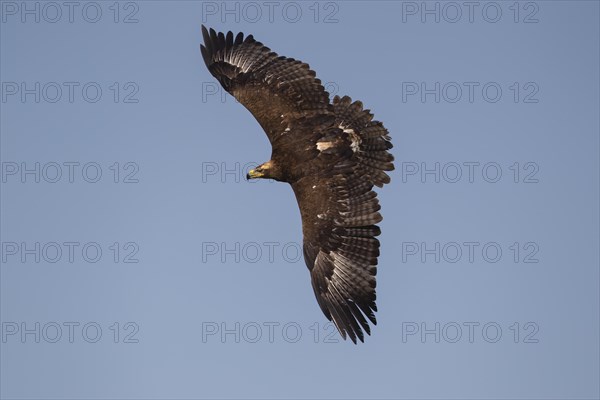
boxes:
[246,160,284,181]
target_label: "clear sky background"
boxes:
[1,1,599,399]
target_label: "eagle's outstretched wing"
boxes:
[291,96,394,343]
[200,26,332,144]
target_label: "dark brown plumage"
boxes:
[200,26,394,343]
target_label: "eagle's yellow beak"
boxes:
[246,168,264,180]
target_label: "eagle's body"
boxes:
[201,27,394,343]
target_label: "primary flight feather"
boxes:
[200,26,394,343]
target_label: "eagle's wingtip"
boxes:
[201,25,212,54]
[201,24,209,41]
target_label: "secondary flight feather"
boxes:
[200,26,394,343]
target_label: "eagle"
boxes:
[200,26,394,343]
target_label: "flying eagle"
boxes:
[200,26,394,343]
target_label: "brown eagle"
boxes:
[200,26,394,343]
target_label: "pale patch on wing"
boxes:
[339,124,361,153]
[316,141,335,151]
